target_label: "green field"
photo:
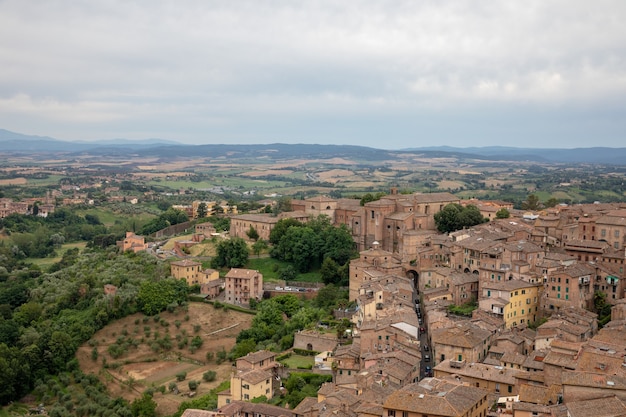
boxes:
[28,241,88,269]
[74,206,156,227]
[246,257,322,283]
[280,354,314,369]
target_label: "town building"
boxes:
[116,231,149,253]
[383,378,489,417]
[224,268,264,306]
[217,351,279,407]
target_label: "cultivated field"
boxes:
[76,303,254,416]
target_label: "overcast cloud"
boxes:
[1,0,625,148]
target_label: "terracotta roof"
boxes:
[238,368,273,384]
[383,380,486,416]
[501,351,527,366]
[542,351,578,369]
[434,360,520,384]
[562,371,626,390]
[181,410,213,417]
[225,268,262,279]
[239,350,275,365]
[566,395,626,417]
[517,383,561,405]
[219,401,294,417]
[171,259,202,267]
[291,397,320,415]
[432,322,492,349]
[232,213,281,223]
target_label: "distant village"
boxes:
[7,183,626,416]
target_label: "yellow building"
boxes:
[479,280,541,328]
[217,351,278,407]
[170,260,202,285]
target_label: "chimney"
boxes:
[391,187,398,195]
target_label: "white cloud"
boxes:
[0,0,625,146]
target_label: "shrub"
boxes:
[188,380,199,391]
[168,382,178,392]
[216,349,227,365]
[203,370,217,382]
[176,371,187,382]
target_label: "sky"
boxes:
[1,1,625,149]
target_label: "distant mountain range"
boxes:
[1,128,626,165]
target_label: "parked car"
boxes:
[419,327,425,333]
[424,354,430,362]
[425,365,432,377]
[423,344,429,351]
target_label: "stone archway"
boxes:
[406,269,419,291]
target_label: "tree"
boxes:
[544,197,559,208]
[521,194,542,210]
[211,237,249,268]
[130,393,157,417]
[137,279,189,316]
[495,208,510,219]
[272,197,292,215]
[246,225,259,241]
[203,370,217,382]
[252,239,268,256]
[360,192,386,206]
[279,265,297,281]
[434,204,486,233]
[434,204,463,233]
[269,218,302,245]
[272,226,321,272]
[197,202,208,219]
[320,258,340,285]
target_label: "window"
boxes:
[508,385,513,393]
[388,411,395,417]
[615,230,620,238]
[522,289,526,294]
[458,354,462,361]
[244,394,249,400]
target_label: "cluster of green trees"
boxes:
[434,203,487,233]
[139,208,189,235]
[0,248,181,405]
[269,216,356,284]
[0,208,108,258]
[232,294,327,359]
